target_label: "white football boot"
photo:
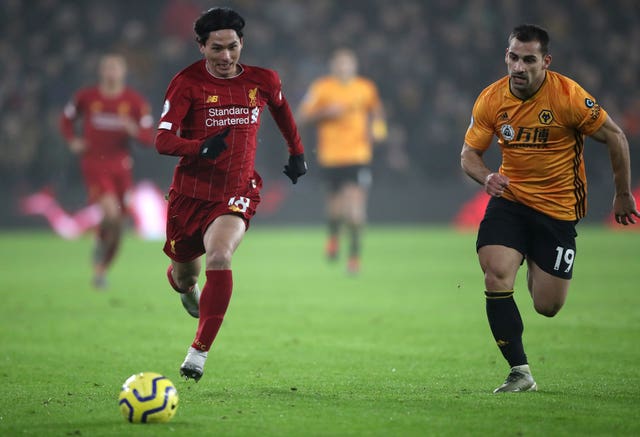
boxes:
[180,347,208,382]
[493,364,538,393]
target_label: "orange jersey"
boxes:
[300,76,382,167]
[465,71,608,220]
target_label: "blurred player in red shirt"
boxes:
[156,7,307,381]
[60,53,154,289]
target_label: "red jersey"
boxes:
[60,86,154,164]
[155,60,303,201]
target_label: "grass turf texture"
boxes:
[0,226,638,436]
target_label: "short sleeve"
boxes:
[568,85,608,136]
[464,92,496,151]
[365,80,382,111]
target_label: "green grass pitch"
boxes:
[0,226,638,436]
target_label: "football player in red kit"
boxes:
[60,54,154,289]
[156,7,307,381]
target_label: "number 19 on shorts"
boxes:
[554,246,575,273]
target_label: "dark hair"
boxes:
[194,7,245,44]
[509,24,550,55]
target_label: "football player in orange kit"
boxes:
[299,48,387,274]
[461,24,639,393]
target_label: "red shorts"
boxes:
[80,156,133,206]
[163,184,261,263]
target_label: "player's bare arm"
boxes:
[460,143,509,197]
[589,116,640,225]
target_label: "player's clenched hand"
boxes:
[283,153,307,184]
[200,128,230,160]
[484,172,509,197]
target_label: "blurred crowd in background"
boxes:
[2,0,639,226]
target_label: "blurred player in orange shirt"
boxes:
[60,54,154,289]
[298,48,387,274]
[461,24,639,393]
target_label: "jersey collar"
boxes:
[204,61,245,80]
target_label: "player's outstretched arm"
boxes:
[590,117,640,225]
[269,93,306,184]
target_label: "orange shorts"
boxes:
[163,186,261,263]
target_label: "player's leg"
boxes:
[342,182,367,274]
[167,259,201,318]
[93,192,124,288]
[477,197,537,392]
[181,214,246,381]
[325,175,342,261]
[480,245,537,393]
[524,215,576,317]
[526,260,570,317]
[163,189,204,317]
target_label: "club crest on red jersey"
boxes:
[248,88,258,107]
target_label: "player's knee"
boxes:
[103,208,121,221]
[100,196,122,220]
[534,301,562,317]
[483,270,511,291]
[346,213,364,226]
[206,248,233,270]
[101,215,122,231]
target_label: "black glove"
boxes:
[199,128,230,160]
[283,153,307,184]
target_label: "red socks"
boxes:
[192,270,233,352]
